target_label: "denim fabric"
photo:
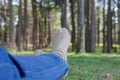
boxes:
[0,46,13,64]
[0,46,69,80]
[0,63,20,80]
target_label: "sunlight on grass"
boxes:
[68,51,120,57]
[8,48,34,56]
[63,52,120,80]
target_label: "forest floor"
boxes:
[8,47,120,80]
[62,53,120,80]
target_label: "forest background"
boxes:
[0,0,120,79]
[0,0,120,54]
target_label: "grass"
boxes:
[8,48,120,80]
[62,53,120,80]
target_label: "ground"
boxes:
[8,48,120,80]
[62,53,120,80]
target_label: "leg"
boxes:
[14,53,68,80]
[8,28,70,79]
[0,46,13,64]
[0,63,20,80]
[0,46,20,80]
[0,46,68,80]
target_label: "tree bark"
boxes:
[8,0,15,48]
[85,0,90,52]
[17,0,23,51]
[32,0,38,49]
[118,0,120,52]
[97,13,100,47]
[103,0,107,53]
[23,0,28,50]
[90,0,96,52]
[70,0,76,51]
[107,0,112,53]
[61,0,69,30]
[77,0,85,52]
[3,3,8,42]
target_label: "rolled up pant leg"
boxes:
[14,53,69,80]
[0,46,20,80]
[0,46,13,64]
[0,63,20,80]
[0,46,69,80]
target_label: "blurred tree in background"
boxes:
[0,0,120,53]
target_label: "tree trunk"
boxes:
[76,0,85,52]
[32,0,38,49]
[97,12,100,47]
[103,0,107,53]
[8,0,14,49]
[70,0,76,51]
[17,0,23,51]
[38,1,44,48]
[118,0,120,52]
[23,0,28,50]
[107,0,112,53]
[85,0,90,52]
[90,0,96,52]
[3,3,8,43]
[112,3,117,52]
[61,0,69,30]
[47,6,51,46]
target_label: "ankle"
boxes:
[54,50,67,62]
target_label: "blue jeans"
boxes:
[0,46,69,80]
